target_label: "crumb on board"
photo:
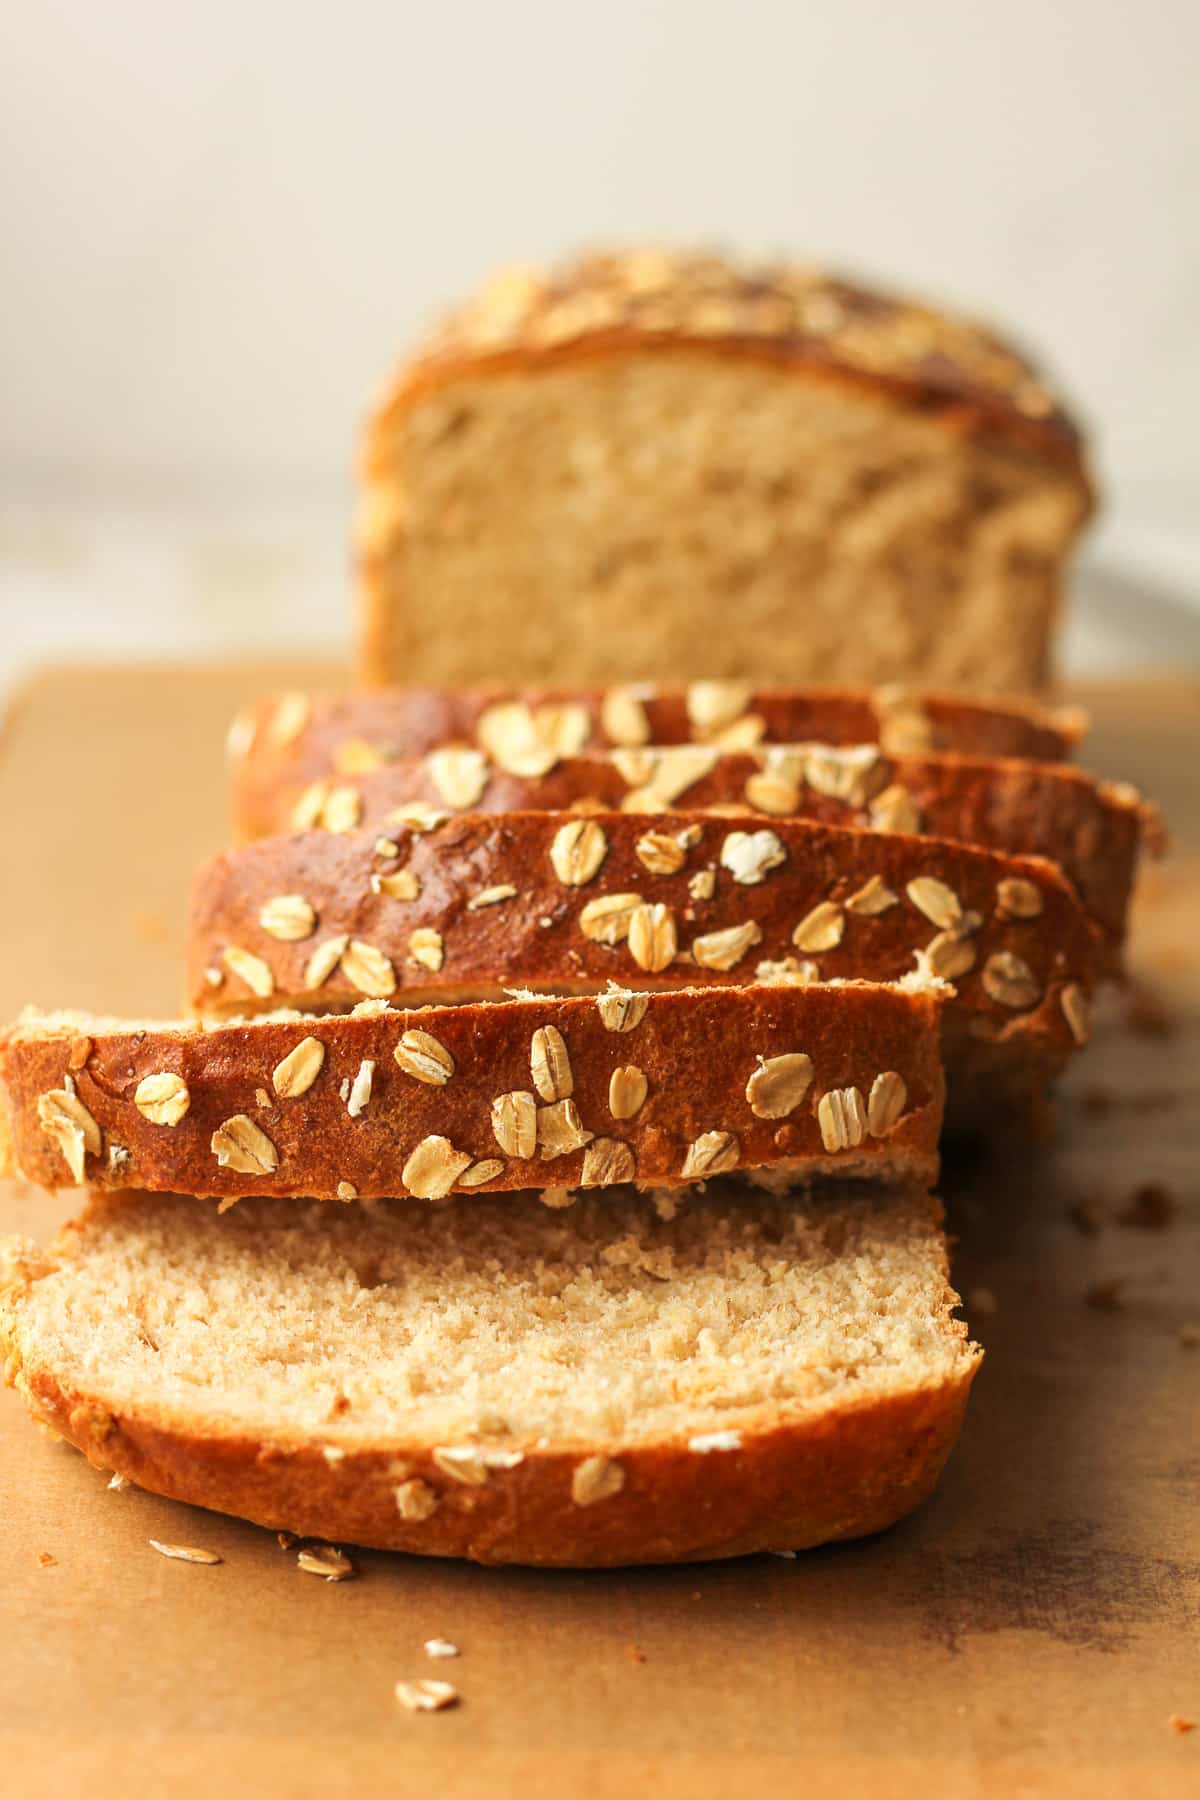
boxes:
[1169,1715,1195,1735]
[967,1285,998,1320]
[628,1645,647,1665]
[1117,1182,1176,1230]
[1086,1279,1124,1312]
[1179,1325,1199,1349]
[37,1551,57,1568]
[1067,1197,1105,1235]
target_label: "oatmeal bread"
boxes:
[0,1182,981,1564]
[0,985,944,1203]
[228,683,1086,839]
[357,247,1093,692]
[240,742,1151,953]
[185,812,1098,1137]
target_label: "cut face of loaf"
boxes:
[242,743,1152,952]
[228,683,1086,838]
[0,1183,981,1564]
[357,248,1092,693]
[0,985,944,1203]
[186,811,1099,1138]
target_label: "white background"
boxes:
[3,0,1199,686]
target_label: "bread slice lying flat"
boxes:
[0,1182,981,1564]
[0,984,944,1203]
[186,810,1098,1138]
[242,743,1152,954]
[228,683,1084,838]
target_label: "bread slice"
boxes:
[0,985,944,1203]
[0,1182,981,1564]
[243,743,1153,953]
[228,683,1085,838]
[185,811,1098,1138]
[357,247,1091,692]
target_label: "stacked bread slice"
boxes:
[0,681,1156,1563]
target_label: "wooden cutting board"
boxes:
[1,667,1196,1800]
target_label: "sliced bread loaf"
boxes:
[0,985,944,1203]
[185,811,1097,1137]
[0,1182,981,1564]
[245,744,1152,952]
[229,683,1085,838]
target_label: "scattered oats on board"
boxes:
[107,1472,129,1492]
[395,1678,459,1714]
[149,1540,223,1565]
[424,1638,460,1660]
[297,1545,354,1581]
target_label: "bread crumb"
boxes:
[628,1644,647,1664]
[967,1285,998,1320]
[277,1531,298,1549]
[1085,1279,1123,1312]
[1117,1183,1175,1230]
[36,1551,57,1568]
[1067,1197,1105,1235]
[1168,1714,1195,1734]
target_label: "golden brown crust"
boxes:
[0,985,944,1202]
[0,1188,981,1565]
[184,811,1099,1138]
[229,684,1085,838]
[368,248,1089,477]
[235,744,1149,951]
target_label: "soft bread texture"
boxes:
[357,248,1091,692]
[228,684,1085,838]
[186,811,1099,1137]
[240,743,1150,951]
[0,985,944,1202]
[0,1182,981,1564]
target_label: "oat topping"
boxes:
[817,1087,867,1152]
[581,1137,636,1186]
[982,951,1041,1009]
[596,985,650,1032]
[845,874,898,916]
[459,1157,505,1187]
[802,743,886,807]
[303,935,348,990]
[688,1430,742,1453]
[746,1053,814,1119]
[635,829,687,875]
[336,1181,357,1200]
[374,868,421,901]
[628,902,678,972]
[550,818,608,886]
[755,956,819,986]
[579,891,643,945]
[712,713,766,751]
[792,901,844,953]
[333,736,386,775]
[869,784,922,834]
[408,927,445,973]
[395,1478,439,1520]
[341,939,397,999]
[222,945,275,999]
[920,931,977,980]
[402,1136,473,1199]
[1060,983,1091,1046]
[571,1455,625,1506]
[395,1678,459,1713]
[906,876,962,930]
[211,1114,279,1176]
[133,1072,191,1127]
[491,1090,537,1158]
[692,921,762,970]
[618,744,719,805]
[720,828,786,886]
[600,685,652,747]
[394,1030,455,1086]
[272,1036,326,1098]
[467,883,518,909]
[347,1059,375,1116]
[686,680,753,739]
[609,1065,648,1119]
[388,802,451,833]
[426,746,489,810]
[36,1084,101,1182]
[743,771,799,815]
[322,786,363,835]
[266,691,311,748]
[476,702,560,776]
[259,894,317,942]
[867,1071,908,1136]
[681,1130,740,1179]
[688,869,716,901]
[536,1099,593,1160]
[995,876,1044,920]
[531,1025,573,1101]
[290,781,329,832]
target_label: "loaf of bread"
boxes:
[228,683,1086,839]
[239,742,1150,953]
[357,248,1093,692]
[0,986,944,1203]
[186,811,1097,1137]
[0,1182,980,1563]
